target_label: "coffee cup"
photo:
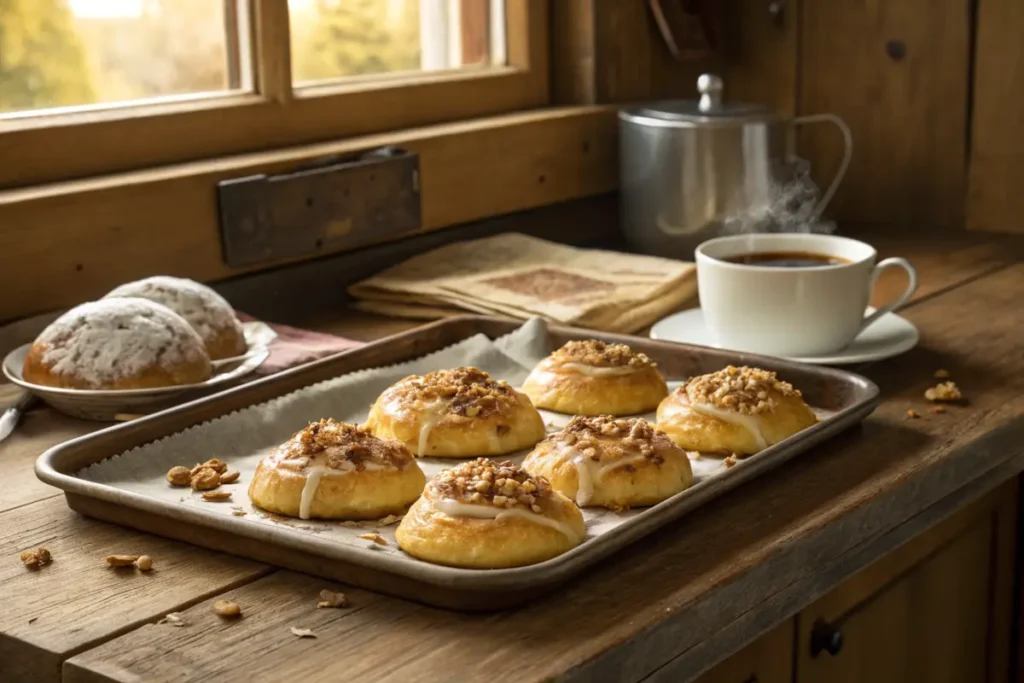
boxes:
[695,233,918,357]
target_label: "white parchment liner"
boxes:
[76,318,832,566]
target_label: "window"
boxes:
[0,0,547,188]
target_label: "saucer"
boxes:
[650,308,919,365]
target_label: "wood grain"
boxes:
[799,0,970,229]
[0,107,618,323]
[61,262,1024,683]
[0,496,269,683]
[966,0,1024,233]
[0,409,91,514]
[691,620,793,683]
[253,0,292,103]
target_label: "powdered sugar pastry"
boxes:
[104,276,242,341]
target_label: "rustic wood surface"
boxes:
[799,0,970,229]
[1,235,1022,682]
[967,0,1024,234]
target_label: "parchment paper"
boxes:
[75,318,815,564]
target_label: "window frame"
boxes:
[0,0,548,189]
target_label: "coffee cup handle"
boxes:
[861,258,919,333]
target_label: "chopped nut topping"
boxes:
[213,600,241,618]
[934,368,950,379]
[929,406,947,414]
[925,381,962,403]
[550,339,657,369]
[317,589,349,609]
[135,555,153,571]
[202,491,232,502]
[219,471,240,485]
[381,367,518,419]
[290,627,316,638]
[275,419,412,472]
[906,409,920,419]
[544,416,673,465]
[190,467,220,491]
[105,555,140,567]
[357,533,388,546]
[231,510,247,517]
[166,466,192,487]
[724,455,739,468]
[683,366,800,415]
[430,458,552,510]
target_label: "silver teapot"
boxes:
[618,74,852,258]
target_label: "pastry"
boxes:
[656,365,817,455]
[365,367,545,458]
[520,340,668,416]
[104,275,247,360]
[248,419,425,520]
[22,299,212,390]
[523,415,693,509]
[395,458,585,568]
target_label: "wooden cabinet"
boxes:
[697,481,1017,683]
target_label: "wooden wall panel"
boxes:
[799,0,970,229]
[967,0,1024,234]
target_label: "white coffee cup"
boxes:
[695,233,918,357]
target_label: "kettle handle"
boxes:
[791,114,853,220]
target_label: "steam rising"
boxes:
[721,157,837,235]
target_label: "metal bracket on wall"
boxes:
[217,146,421,268]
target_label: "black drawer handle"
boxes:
[810,618,844,657]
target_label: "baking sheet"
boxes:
[74,318,832,559]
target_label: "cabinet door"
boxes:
[796,481,1017,683]
[694,621,793,683]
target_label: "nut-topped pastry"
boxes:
[248,419,426,520]
[656,366,817,456]
[523,416,693,509]
[395,458,585,568]
[520,340,668,416]
[364,367,546,457]
[105,276,247,361]
[22,299,212,390]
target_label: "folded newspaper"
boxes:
[348,233,697,333]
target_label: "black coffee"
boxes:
[723,251,849,268]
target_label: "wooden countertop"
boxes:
[1,233,1023,683]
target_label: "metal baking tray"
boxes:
[36,316,878,611]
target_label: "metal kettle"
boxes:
[618,74,852,259]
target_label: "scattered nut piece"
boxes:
[340,520,360,528]
[724,455,738,468]
[934,368,950,379]
[202,491,233,502]
[19,550,40,569]
[136,555,153,571]
[213,600,241,618]
[190,467,221,491]
[906,409,920,419]
[219,470,240,485]
[377,514,402,526]
[36,547,52,565]
[358,533,388,546]
[925,381,962,403]
[232,510,247,517]
[688,451,702,460]
[317,589,349,609]
[197,459,228,475]
[105,555,140,567]
[290,627,317,638]
[158,613,185,627]
[930,406,947,414]
[166,466,192,487]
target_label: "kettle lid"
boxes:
[630,74,774,123]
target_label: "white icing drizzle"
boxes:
[432,498,581,544]
[299,468,325,520]
[558,362,640,378]
[416,402,447,456]
[566,446,651,506]
[690,403,769,450]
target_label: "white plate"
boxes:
[650,307,919,365]
[2,322,276,420]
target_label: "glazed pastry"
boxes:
[22,299,212,390]
[365,367,546,458]
[656,365,817,456]
[522,415,693,509]
[395,458,585,568]
[520,340,668,416]
[248,419,425,520]
[104,275,247,360]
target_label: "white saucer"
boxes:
[650,308,919,365]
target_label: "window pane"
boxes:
[289,0,505,86]
[0,0,245,117]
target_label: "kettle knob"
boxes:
[697,73,723,112]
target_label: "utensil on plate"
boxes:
[0,392,37,443]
